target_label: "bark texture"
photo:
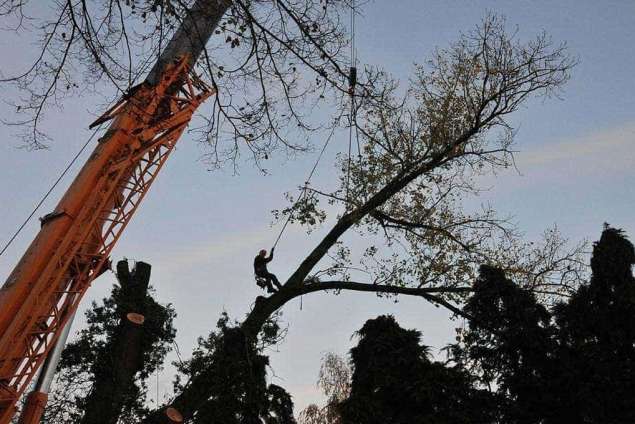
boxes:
[146,0,232,86]
[79,260,152,424]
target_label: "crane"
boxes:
[0,1,231,422]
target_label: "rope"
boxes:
[350,0,356,67]
[271,211,292,251]
[272,1,358,249]
[350,0,362,159]
[0,49,159,260]
[0,127,102,258]
[271,121,338,250]
[345,0,357,208]
[346,115,353,205]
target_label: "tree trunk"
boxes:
[146,0,232,86]
[89,1,234,422]
[79,260,152,424]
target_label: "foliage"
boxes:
[0,0,355,166]
[552,226,635,423]
[298,353,350,424]
[169,313,296,424]
[42,279,176,423]
[273,14,583,299]
[454,265,559,423]
[301,226,635,424]
[299,316,498,424]
[455,226,635,423]
[337,315,497,424]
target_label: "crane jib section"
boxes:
[0,56,214,420]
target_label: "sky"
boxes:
[0,0,634,414]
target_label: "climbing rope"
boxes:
[271,120,339,250]
[272,1,360,249]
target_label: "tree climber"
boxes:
[254,248,282,293]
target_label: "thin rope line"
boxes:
[352,0,361,160]
[0,47,158,259]
[354,100,361,158]
[345,0,358,206]
[307,123,336,183]
[272,122,338,250]
[0,127,102,257]
[351,0,356,67]
[273,1,358,249]
[346,116,353,205]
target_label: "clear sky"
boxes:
[1,0,634,413]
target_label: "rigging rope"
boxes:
[0,127,102,258]
[272,0,360,249]
[0,53,159,259]
[351,0,356,68]
[346,115,353,205]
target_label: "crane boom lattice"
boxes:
[0,56,214,421]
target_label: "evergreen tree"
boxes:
[554,226,635,422]
[167,313,296,424]
[457,266,560,424]
[338,315,496,424]
[457,226,635,424]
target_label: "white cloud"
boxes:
[517,121,635,176]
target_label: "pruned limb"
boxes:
[78,260,151,424]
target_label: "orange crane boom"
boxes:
[0,56,214,422]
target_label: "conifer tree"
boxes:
[554,226,635,423]
[338,315,496,424]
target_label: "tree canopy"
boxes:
[2,2,605,423]
[300,227,635,423]
[0,0,357,167]
[338,315,497,424]
[455,226,635,424]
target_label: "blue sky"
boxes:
[1,0,634,413]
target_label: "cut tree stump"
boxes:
[79,260,152,424]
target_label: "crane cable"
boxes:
[0,127,102,258]
[273,0,359,250]
[346,0,358,208]
[0,48,165,260]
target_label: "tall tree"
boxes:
[139,16,583,423]
[455,226,635,424]
[455,265,560,423]
[337,315,497,424]
[553,226,635,423]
